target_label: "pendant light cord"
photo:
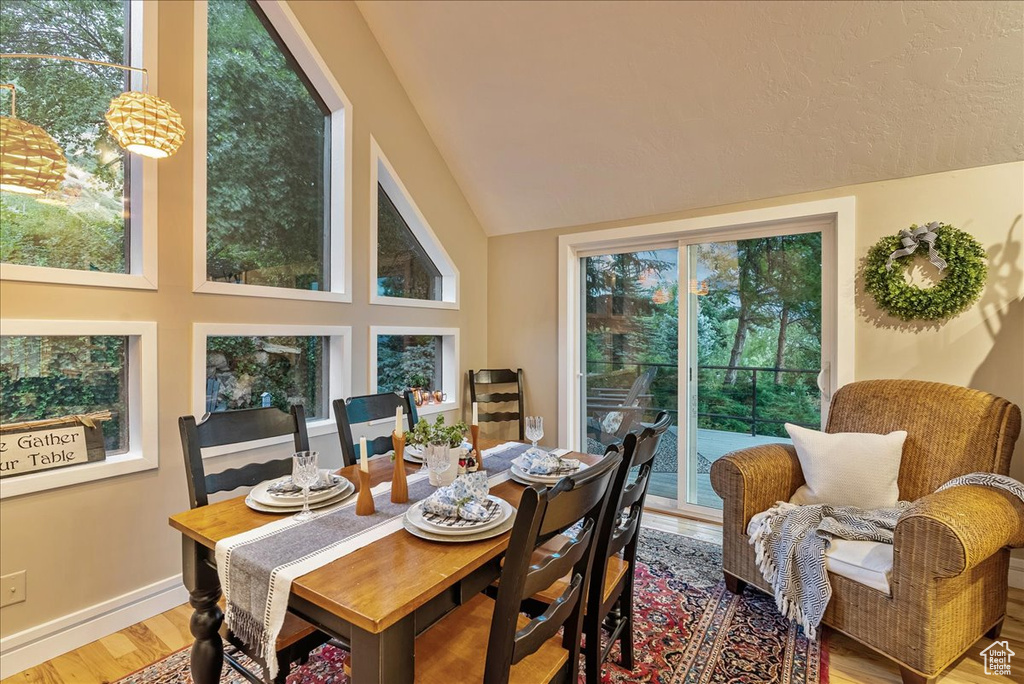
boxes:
[1,53,149,92]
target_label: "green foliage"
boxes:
[863,224,987,321]
[206,336,323,417]
[205,0,327,289]
[376,185,442,300]
[404,415,468,448]
[0,0,128,272]
[0,336,127,451]
[376,336,439,393]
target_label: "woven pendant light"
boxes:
[0,115,67,195]
[105,91,185,159]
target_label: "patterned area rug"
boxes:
[117,529,826,683]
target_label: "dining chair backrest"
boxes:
[484,450,622,684]
[179,406,310,509]
[596,411,671,578]
[333,391,419,468]
[469,368,525,440]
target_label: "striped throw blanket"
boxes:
[748,472,1024,640]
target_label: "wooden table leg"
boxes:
[182,537,224,684]
[350,616,415,684]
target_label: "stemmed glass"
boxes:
[425,444,451,486]
[525,416,544,450]
[291,451,319,521]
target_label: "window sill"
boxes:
[0,449,157,500]
[200,418,338,459]
[194,280,352,303]
[1,263,157,290]
[415,401,459,418]
[369,294,458,310]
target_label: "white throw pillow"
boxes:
[786,423,906,510]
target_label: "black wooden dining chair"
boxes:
[333,391,418,467]
[532,411,671,684]
[469,368,526,440]
[413,450,623,684]
[178,405,337,684]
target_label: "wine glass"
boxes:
[525,416,544,450]
[291,451,319,521]
[425,444,451,486]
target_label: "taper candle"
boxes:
[359,436,368,472]
[472,402,478,426]
[395,405,403,435]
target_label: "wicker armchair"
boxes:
[710,379,1023,684]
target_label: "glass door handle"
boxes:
[816,364,831,400]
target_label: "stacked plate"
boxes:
[510,457,589,486]
[245,471,355,513]
[403,495,515,542]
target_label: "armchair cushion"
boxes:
[894,484,1024,579]
[785,423,907,509]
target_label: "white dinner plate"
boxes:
[406,496,511,536]
[252,473,351,507]
[403,446,424,463]
[244,485,355,514]
[403,509,516,543]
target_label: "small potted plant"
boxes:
[405,415,468,485]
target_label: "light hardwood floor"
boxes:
[3,511,1021,683]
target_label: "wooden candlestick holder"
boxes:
[355,468,375,515]
[391,431,408,503]
[470,424,481,472]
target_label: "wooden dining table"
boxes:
[168,441,601,684]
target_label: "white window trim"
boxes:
[191,0,353,303]
[191,323,352,458]
[0,0,159,290]
[369,137,459,310]
[368,326,460,417]
[557,196,856,453]
[0,319,159,499]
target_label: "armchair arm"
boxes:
[894,485,1024,580]
[710,443,804,533]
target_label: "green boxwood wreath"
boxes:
[863,223,987,321]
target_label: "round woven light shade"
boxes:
[0,116,68,195]
[105,91,185,159]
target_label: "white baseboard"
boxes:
[0,575,189,678]
[1010,557,1024,590]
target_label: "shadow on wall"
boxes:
[970,216,1023,408]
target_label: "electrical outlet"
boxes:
[0,571,26,608]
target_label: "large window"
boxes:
[192,324,351,452]
[0,320,158,499]
[205,335,326,419]
[0,0,157,288]
[196,0,351,301]
[1,336,128,452]
[370,139,458,308]
[369,326,458,416]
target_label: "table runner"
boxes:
[215,441,532,679]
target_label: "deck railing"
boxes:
[586,360,819,437]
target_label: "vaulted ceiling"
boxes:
[356,1,1024,235]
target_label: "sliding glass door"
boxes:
[577,222,829,517]
[580,246,680,503]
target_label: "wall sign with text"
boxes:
[0,422,107,478]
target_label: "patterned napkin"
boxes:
[512,448,580,475]
[266,470,341,495]
[422,471,491,521]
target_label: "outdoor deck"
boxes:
[647,427,791,508]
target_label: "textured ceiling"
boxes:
[356,1,1024,235]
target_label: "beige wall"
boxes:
[489,161,1024,482]
[0,0,488,639]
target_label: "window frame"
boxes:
[368,325,459,417]
[192,0,353,303]
[0,319,159,499]
[0,0,159,291]
[191,322,352,458]
[369,137,459,310]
